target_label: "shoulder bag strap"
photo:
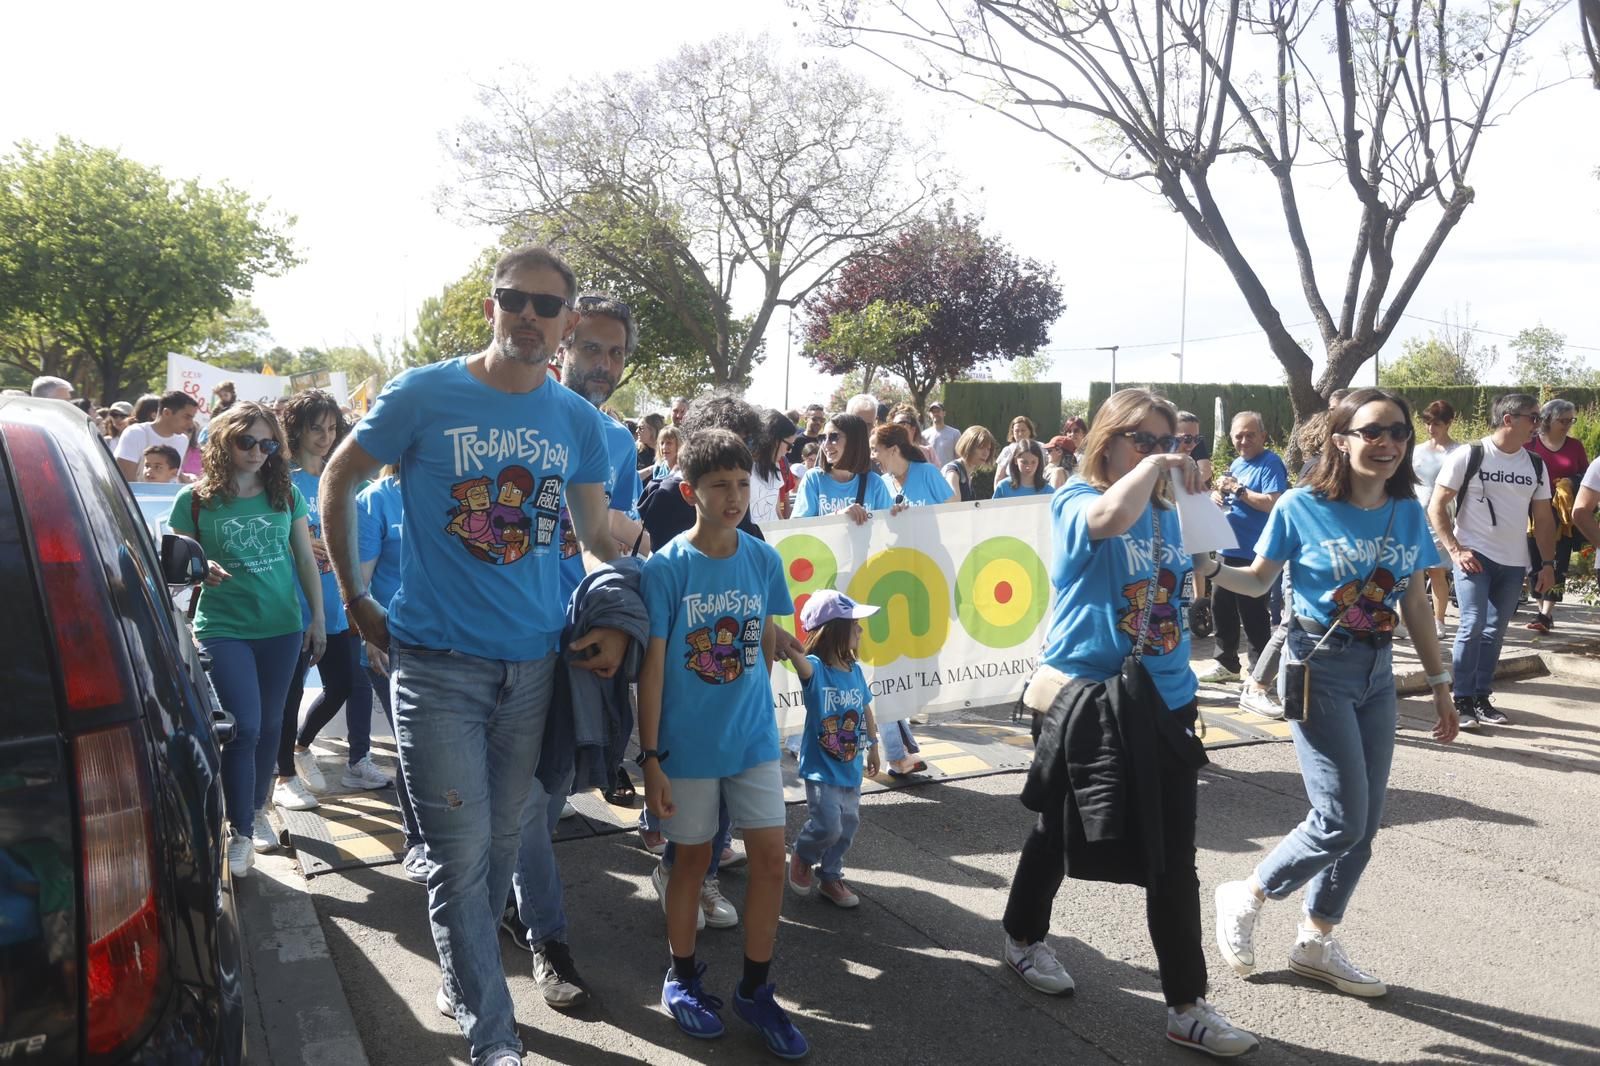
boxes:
[855,471,868,507]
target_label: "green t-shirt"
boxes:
[170,485,309,641]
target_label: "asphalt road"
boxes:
[282,660,1600,1066]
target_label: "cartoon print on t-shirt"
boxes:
[1118,569,1183,655]
[446,476,497,560]
[684,615,762,685]
[820,709,862,762]
[1333,569,1399,632]
[446,465,558,565]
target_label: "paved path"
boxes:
[240,650,1600,1065]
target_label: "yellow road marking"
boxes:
[333,834,406,861]
[932,755,990,775]
[914,742,964,758]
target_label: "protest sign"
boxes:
[166,353,287,407]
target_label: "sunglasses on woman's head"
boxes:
[492,288,571,318]
[234,434,280,455]
[1118,430,1178,455]
[1341,422,1412,443]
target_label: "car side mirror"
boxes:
[161,533,208,585]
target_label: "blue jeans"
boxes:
[511,771,571,947]
[202,632,303,838]
[391,645,556,1066]
[1452,552,1525,699]
[793,781,861,882]
[1258,628,1397,924]
[880,720,921,764]
[366,665,422,851]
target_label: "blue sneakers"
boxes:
[733,982,810,1060]
[661,963,725,1039]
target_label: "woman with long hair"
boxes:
[943,425,997,502]
[1524,398,1588,633]
[1043,435,1076,489]
[1002,389,1257,1056]
[169,401,326,878]
[751,409,799,525]
[995,414,1037,473]
[793,414,893,524]
[275,390,390,814]
[1412,400,1462,639]
[636,411,665,475]
[649,425,684,484]
[994,439,1051,497]
[1211,388,1456,1001]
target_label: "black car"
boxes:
[0,397,244,1064]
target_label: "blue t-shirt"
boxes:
[890,462,955,507]
[798,656,872,787]
[793,468,894,518]
[1221,450,1289,559]
[1256,488,1440,633]
[643,531,794,779]
[291,467,347,635]
[356,476,405,609]
[352,358,610,660]
[559,408,642,600]
[993,478,1052,498]
[1039,481,1197,713]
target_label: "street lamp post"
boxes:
[1171,351,1184,385]
[1096,345,1121,391]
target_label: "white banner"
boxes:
[166,353,288,407]
[765,496,1054,729]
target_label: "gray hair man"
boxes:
[30,375,72,401]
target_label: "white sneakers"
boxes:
[1214,881,1264,975]
[650,863,706,931]
[1002,936,1075,995]
[1289,929,1387,997]
[273,777,319,811]
[1237,684,1285,720]
[251,809,279,853]
[227,833,253,879]
[699,878,740,929]
[341,754,392,790]
[1167,999,1260,1057]
[293,748,326,792]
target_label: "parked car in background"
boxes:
[0,396,243,1064]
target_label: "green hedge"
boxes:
[1086,381,1600,446]
[943,380,1063,456]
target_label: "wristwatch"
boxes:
[634,748,668,767]
[1425,670,1452,689]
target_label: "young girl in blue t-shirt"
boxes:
[783,590,881,908]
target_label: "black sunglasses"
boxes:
[492,288,571,318]
[823,432,844,443]
[1119,430,1178,455]
[1341,422,1413,444]
[1174,433,1200,447]
[234,434,281,455]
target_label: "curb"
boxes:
[1394,650,1550,696]
[238,849,371,1066]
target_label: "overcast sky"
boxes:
[5,0,1597,410]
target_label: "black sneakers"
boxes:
[1473,696,1509,725]
[500,899,532,951]
[1454,696,1480,731]
[532,940,591,1009]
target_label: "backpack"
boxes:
[1456,443,1545,526]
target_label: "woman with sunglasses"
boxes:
[1003,389,1258,1056]
[1412,401,1462,639]
[1524,399,1588,633]
[1211,388,1457,1002]
[793,414,893,524]
[993,440,1051,497]
[274,391,391,815]
[1042,436,1076,489]
[170,402,327,879]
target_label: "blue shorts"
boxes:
[661,760,785,844]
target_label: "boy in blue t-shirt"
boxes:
[638,429,807,1058]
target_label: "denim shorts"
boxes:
[662,760,785,844]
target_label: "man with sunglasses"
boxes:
[1201,411,1288,686]
[1427,393,1556,729]
[320,245,626,1066]
[500,293,647,1010]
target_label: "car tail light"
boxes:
[2,423,127,711]
[76,723,165,1056]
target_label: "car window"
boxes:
[0,437,60,739]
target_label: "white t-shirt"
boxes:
[923,424,960,467]
[1435,436,1551,568]
[1580,456,1600,495]
[749,469,784,528]
[114,423,190,480]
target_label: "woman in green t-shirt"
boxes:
[171,401,326,879]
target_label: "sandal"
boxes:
[604,765,637,807]
[887,761,927,779]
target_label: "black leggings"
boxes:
[277,629,371,776]
[1002,703,1207,1007]
[1213,556,1272,674]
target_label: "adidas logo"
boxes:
[1478,470,1534,486]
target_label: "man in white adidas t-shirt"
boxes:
[1428,393,1556,729]
[113,389,199,482]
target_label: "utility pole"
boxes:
[1178,226,1189,385]
[784,305,793,410]
[1171,351,1184,385]
[1096,345,1121,391]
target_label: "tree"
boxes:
[1379,309,1496,387]
[446,32,941,387]
[1584,0,1600,87]
[401,249,495,368]
[814,1,1566,434]
[178,299,273,372]
[1009,353,1054,384]
[0,138,297,400]
[1508,325,1578,387]
[808,299,934,396]
[802,205,1064,410]
[826,369,913,414]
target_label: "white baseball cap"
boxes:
[800,589,880,630]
